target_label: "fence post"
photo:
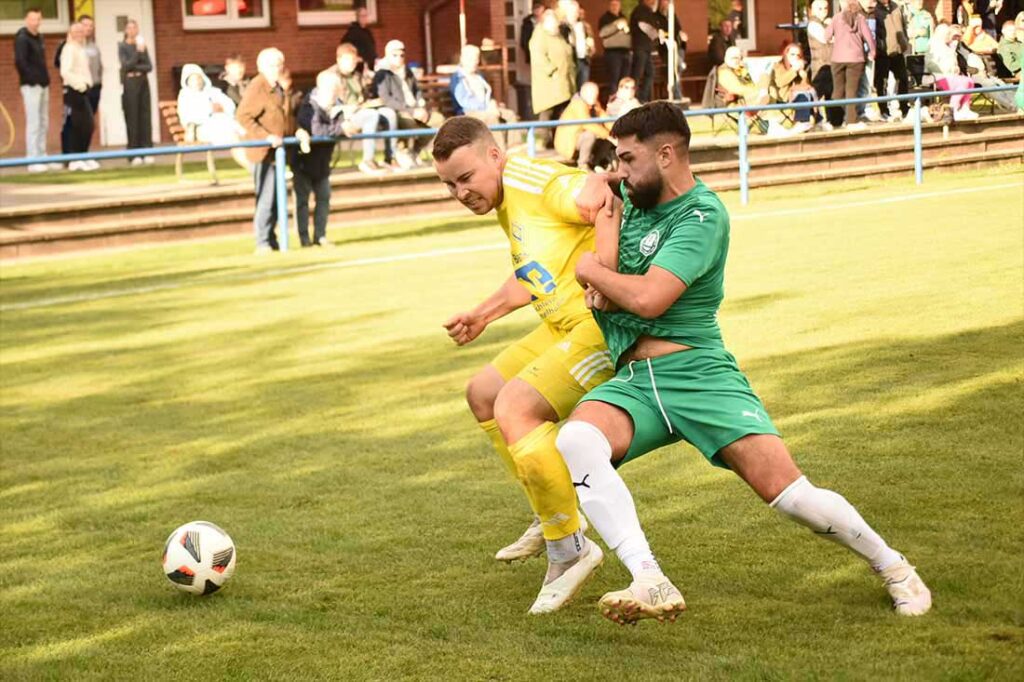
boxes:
[274,145,289,252]
[527,126,536,158]
[738,112,749,206]
[913,97,923,185]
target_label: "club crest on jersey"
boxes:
[639,229,660,256]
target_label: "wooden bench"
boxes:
[157,100,219,185]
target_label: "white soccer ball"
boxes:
[162,521,236,596]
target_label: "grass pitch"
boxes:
[1,168,1022,680]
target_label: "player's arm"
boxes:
[584,197,623,312]
[442,275,532,346]
[577,259,686,319]
[574,171,624,224]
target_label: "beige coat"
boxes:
[529,28,576,113]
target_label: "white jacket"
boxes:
[176,64,235,127]
[60,40,92,93]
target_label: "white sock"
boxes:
[546,529,586,564]
[556,421,663,580]
[771,476,902,572]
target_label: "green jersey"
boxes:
[594,179,728,366]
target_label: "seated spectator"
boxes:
[954,24,1018,111]
[926,24,978,120]
[449,44,519,146]
[218,54,249,108]
[996,21,1021,77]
[606,77,641,117]
[291,70,360,248]
[553,81,615,170]
[964,16,999,53]
[372,40,444,168]
[768,43,816,129]
[331,43,395,174]
[717,47,790,135]
[908,0,935,55]
[178,64,238,144]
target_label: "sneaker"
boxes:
[395,151,415,171]
[817,121,834,132]
[953,108,979,121]
[846,122,868,132]
[495,513,589,563]
[46,162,63,171]
[27,163,48,173]
[528,541,603,614]
[863,107,883,122]
[85,159,101,170]
[68,160,88,171]
[357,160,386,176]
[130,157,144,166]
[253,245,275,256]
[143,156,156,165]
[878,557,931,616]
[315,237,334,248]
[598,575,687,626]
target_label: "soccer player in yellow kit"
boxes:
[433,116,619,614]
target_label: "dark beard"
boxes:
[625,176,662,209]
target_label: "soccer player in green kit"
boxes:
[559,102,932,625]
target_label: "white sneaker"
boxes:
[598,574,687,626]
[85,159,101,170]
[130,157,144,166]
[143,156,156,165]
[879,557,931,616]
[68,160,87,171]
[495,513,589,562]
[395,151,415,171]
[357,160,386,176]
[953,108,979,121]
[864,107,883,122]
[846,122,868,132]
[817,121,834,132]
[27,163,48,173]
[528,541,603,614]
[47,162,63,171]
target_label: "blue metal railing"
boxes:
[0,85,1017,251]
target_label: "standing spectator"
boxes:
[554,82,614,170]
[236,48,291,254]
[955,0,975,27]
[925,24,978,120]
[908,0,935,54]
[827,1,876,129]
[372,40,443,168]
[529,10,576,148]
[874,0,911,120]
[520,1,545,64]
[856,0,880,123]
[606,76,641,117]
[342,4,377,72]
[60,23,97,171]
[331,43,395,173]
[599,1,632,97]
[450,44,519,147]
[808,0,843,128]
[996,20,1022,75]
[709,19,737,68]
[560,1,594,87]
[80,15,102,128]
[13,8,50,172]
[219,54,249,108]
[629,0,660,101]
[292,71,359,249]
[119,20,153,165]
[769,43,817,129]
[729,0,747,40]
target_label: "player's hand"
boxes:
[443,312,486,346]
[585,285,617,312]
[575,251,602,288]
[576,172,620,224]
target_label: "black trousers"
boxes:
[122,75,152,153]
[874,52,910,116]
[631,49,654,102]
[604,49,632,94]
[63,88,94,154]
[812,66,845,126]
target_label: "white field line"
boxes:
[2,181,1020,314]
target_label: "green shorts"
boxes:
[579,348,780,469]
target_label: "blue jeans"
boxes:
[293,171,331,245]
[253,160,279,249]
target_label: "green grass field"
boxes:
[1,168,1022,680]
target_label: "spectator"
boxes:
[598,0,633,97]
[520,1,545,64]
[559,1,595,87]
[554,82,615,170]
[955,0,975,27]
[856,0,880,123]
[372,40,444,168]
[13,7,50,172]
[925,24,978,120]
[219,54,249,108]
[729,0,747,40]
[716,46,786,134]
[177,64,238,146]
[629,0,660,102]
[606,76,641,117]
[1016,11,1024,36]
[808,0,843,129]
[60,23,97,171]
[769,43,816,129]
[342,4,377,72]
[709,19,737,68]
[529,10,576,148]
[874,0,911,120]
[331,43,395,174]
[827,1,876,129]
[291,71,360,249]
[80,16,102,131]
[996,20,1021,76]
[450,44,519,147]
[965,16,999,52]
[236,47,291,254]
[954,23,1018,110]
[908,0,935,54]
[119,20,154,165]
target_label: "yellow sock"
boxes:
[509,422,581,540]
[481,419,539,513]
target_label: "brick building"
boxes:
[1,0,956,157]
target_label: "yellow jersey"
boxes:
[496,154,595,332]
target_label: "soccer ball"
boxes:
[162,521,236,596]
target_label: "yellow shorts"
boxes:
[491,317,614,420]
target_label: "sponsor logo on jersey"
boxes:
[511,222,525,243]
[693,209,706,223]
[640,229,660,256]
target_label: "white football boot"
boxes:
[598,575,687,626]
[494,513,588,563]
[879,557,932,616]
[528,541,604,614]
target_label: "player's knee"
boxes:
[493,381,549,443]
[465,369,502,421]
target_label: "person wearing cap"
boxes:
[372,39,444,168]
